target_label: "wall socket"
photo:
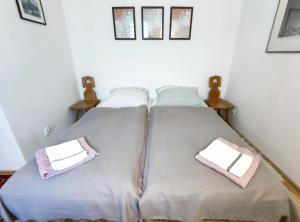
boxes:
[43,126,52,137]
[231,108,237,115]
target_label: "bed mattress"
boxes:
[140,106,300,222]
[0,106,148,222]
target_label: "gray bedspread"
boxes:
[0,106,148,222]
[140,106,300,222]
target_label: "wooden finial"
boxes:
[208,75,221,103]
[82,76,97,102]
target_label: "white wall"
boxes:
[0,0,80,161]
[0,105,25,170]
[62,0,244,99]
[226,0,300,186]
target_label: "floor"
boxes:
[284,180,300,215]
[0,178,6,188]
[0,174,13,222]
[0,175,12,188]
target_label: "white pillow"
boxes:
[98,87,149,108]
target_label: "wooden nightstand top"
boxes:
[205,99,234,110]
[69,99,100,110]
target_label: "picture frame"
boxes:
[16,0,46,25]
[267,0,300,53]
[169,7,193,40]
[112,7,136,40]
[142,6,164,40]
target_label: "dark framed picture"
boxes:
[267,0,300,53]
[112,7,136,40]
[169,7,193,40]
[16,0,46,25]
[142,7,164,40]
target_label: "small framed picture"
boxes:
[169,7,193,40]
[112,7,136,40]
[16,0,46,25]
[142,7,164,40]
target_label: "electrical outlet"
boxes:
[43,126,52,137]
[231,108,237,115]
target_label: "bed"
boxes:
[1,86,299,222]
[140,106,300,222]
[0,106,148,222]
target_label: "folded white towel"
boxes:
[229,154,253,177]
[45,140,88,171]
[195,137,259,188]
[198,138,253,178]
[198,139,241,170]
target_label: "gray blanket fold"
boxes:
[140,106,300,222]
[0,106,148,222]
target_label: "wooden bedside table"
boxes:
[69,99,100,121]
[205,99,235,124]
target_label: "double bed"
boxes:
[0,87,299,222]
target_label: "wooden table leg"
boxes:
[75,110,80,122]
[225,109,229,123]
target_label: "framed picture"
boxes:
[16,0,46,25]
[169,7,193,40]
[142,7,164,40]
[267,0,300,53]
[112,7,136,40]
